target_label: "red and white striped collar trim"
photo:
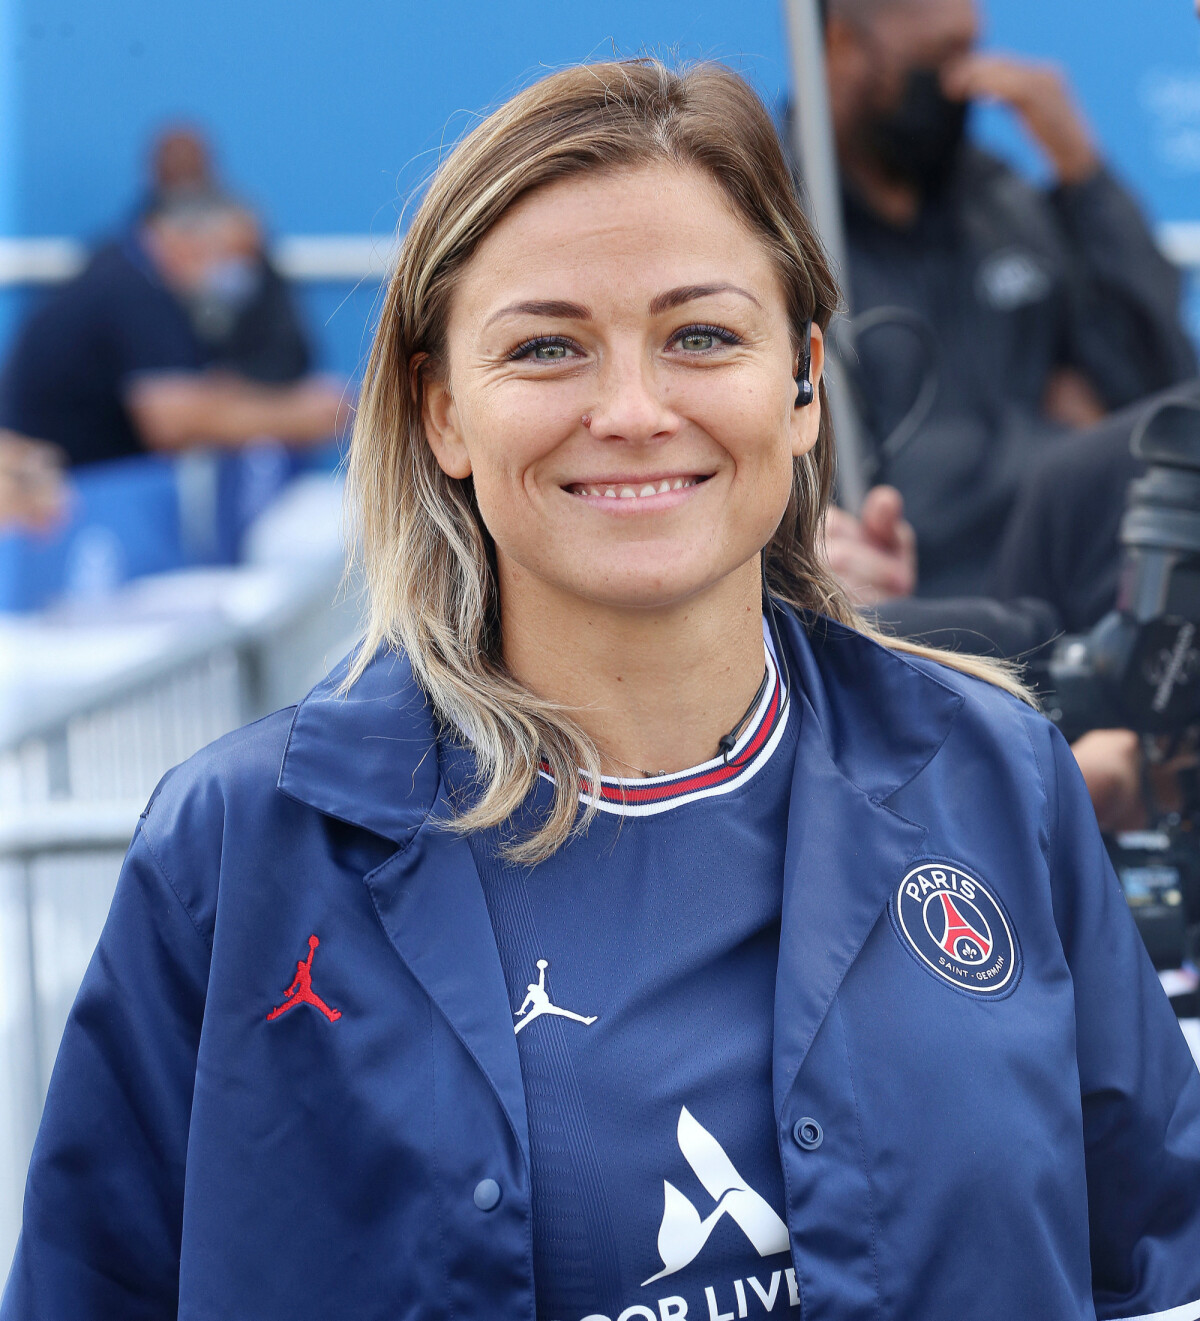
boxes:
[543,622,790,818]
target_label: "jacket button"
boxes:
[792,1117,823,1151]
[473,1178,502,1211]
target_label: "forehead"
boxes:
[865,0,978,60]
[448,163,787,321]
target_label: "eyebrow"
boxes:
[484,299,589,328]
[483,283,761,329]
[649,283,761,315]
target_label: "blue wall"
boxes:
[1,0,792,375]
[972,0,1200,211]
[3,0,1200,375]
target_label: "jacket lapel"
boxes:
[772,692,927,1117]
[364,785,530,1164]
[277,647,441,844]
[771,613,961,1117]
[278,645,529,1162]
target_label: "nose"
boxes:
[584,349,681,445]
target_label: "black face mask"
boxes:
[862,67,969,195]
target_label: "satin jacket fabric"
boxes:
[4,611,1200,1321]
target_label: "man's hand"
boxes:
[942,54,1099,186]
[823,485,917,606]
[1072,729,1145,834]
[1042,367,1107,429]
[1072,729,1198,834]
[283,376,355,442]
[0,431,66,532]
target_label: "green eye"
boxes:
[533,343,568,360]
[680,332,715,351]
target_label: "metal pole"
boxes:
[21,859,46,1113]
[783,0,870,511]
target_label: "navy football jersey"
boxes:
[443,629,800,1321]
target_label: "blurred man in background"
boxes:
[0,128,346,468]
[142,126,315,385]
[825,0,1197,597]
[150,124,214,196]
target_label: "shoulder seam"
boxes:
[1018,710,1055,875]
[136,821,214,955]
[880,686,964,805]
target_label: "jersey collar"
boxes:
[559,627,789,816]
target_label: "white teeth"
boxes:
[572,477,700,499]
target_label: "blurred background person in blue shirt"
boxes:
[0,126,347,469]
[142,126,314,386]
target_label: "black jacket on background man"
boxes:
[989,403,1148,635]
[875,390,1188,666]
[846,146,1196,597]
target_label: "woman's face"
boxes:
[422,162,823,615]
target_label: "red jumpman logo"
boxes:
[266,935,341,1023]
[934,893,992,960]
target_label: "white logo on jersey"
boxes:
[512,958,597,1036]
[642,1106,791,1286]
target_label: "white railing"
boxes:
[0,474,362,1270]
[1,225,1199,288]
[0,234,401,287]
[0,809,140,1227]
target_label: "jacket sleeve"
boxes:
[0,820,210,1320]
[1039,722,1200,1321]
[1049,167,1198,408]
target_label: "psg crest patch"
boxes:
[890,860,1020,998]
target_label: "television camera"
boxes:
[1041,392,1200,986]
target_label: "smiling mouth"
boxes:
[564,474,711,500]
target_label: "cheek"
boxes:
[717,385,796,485]
[460,391,545,486]
[725,393,800,541]
[455,390,570,537]
[755,450,800,539]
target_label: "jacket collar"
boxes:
[277,609,965,836]
[777,610,963,805]
[277,646,442,845]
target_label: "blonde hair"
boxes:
[346,57,1031,861]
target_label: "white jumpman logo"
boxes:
[513,959,597,1035]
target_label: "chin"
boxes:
[566,550,749,613]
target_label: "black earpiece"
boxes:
[794,319,814,408]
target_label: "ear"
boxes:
[419,359,473,481]
[790,322,825,460]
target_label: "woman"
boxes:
[5,60,1199,1321]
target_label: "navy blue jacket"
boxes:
[5,611,1200,1321]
